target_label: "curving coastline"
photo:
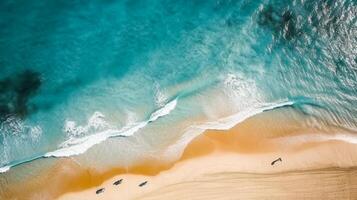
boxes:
[0,98,297,174]
[2,106,357,199]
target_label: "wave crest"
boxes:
[0,98,179,173]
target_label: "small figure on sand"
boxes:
[271,157,282,166]
[139,181,148,187]
[96,188,105,194]
[113,179,123,185]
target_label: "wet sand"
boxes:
[57,114,357,200]
[58,140,357,200]
[2,108,357,200]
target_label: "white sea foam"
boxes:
[149,98,177,122]
[223,73,261,106]
[332,134,357,144]
[44,98,178,158]
[64,111,109,138]
[276,133,357,146]
[0,117,43,174]
[30,126,42,142]
[4,98,357,173]
[0,99,292,172]
[163,98,357,160]
[45,129,116,157]
[194,101,294,130]
[0,165,10,173]
[154,83,167,107]
[162,100,295,159]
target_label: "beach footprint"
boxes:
[139,181,148,187]
[113,179,123,185]
[96,188,105,194]
[271,157,282,166]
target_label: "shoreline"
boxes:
[57,122,357,200]
[2,108,357,199]
[58,140,357,200]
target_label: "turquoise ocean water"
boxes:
[0,0,356,179]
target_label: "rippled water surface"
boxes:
[0,0,356,173]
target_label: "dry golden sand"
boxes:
[58,141,357,200]
[57,116,357,200]
[3,108,357,199]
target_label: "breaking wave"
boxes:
[0,98,178,173]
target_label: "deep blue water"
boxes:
[0,0,356,173]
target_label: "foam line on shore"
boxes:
[0,98,178,173]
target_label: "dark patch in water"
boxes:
[257,5,301,41]
[0,70,41,119]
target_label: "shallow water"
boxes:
[0,0,356,175]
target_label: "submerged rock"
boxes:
[257,5,301,41]
[0,70,41,120]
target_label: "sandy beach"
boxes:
[3,110,357,200]
[57,111,357,200]
[1,1,356,199]
[58,140,357,200]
